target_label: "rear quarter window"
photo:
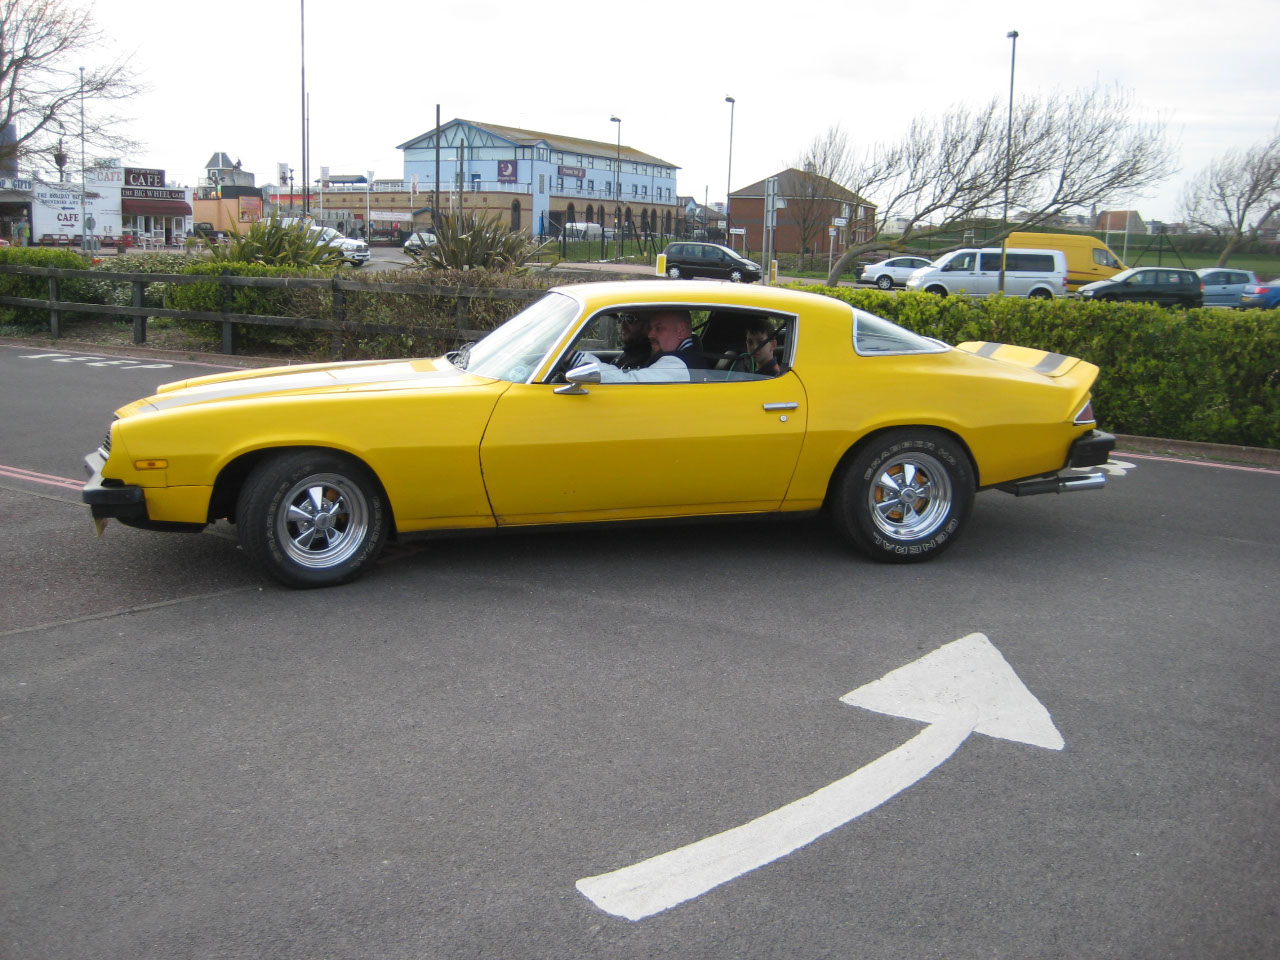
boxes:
[852,308,948,356]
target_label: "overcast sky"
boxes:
[86,0,1278,222]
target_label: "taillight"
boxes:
[1073,400,1096,425]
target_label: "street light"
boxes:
[610,116,621,261]
[724,96,735,247]
[999,29,1019,293]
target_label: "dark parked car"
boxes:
[1078,267,1203,308]
[1239,278,1280,310]
[662,242,761,282]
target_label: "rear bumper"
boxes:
[995,430,1116,497]
[1067,429,1115,468]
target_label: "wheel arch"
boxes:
[210,445,397,535]
[822,425,979,508]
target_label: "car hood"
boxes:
[120,357,490,415]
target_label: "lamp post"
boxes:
[998,29,1018,293]
[78,66,86,247]
[610,115,621,261]
[724,96,735,248]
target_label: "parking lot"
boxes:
[1,343,1277,959]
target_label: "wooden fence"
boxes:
[0,263,544,355]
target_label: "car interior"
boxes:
[557,306,793,382]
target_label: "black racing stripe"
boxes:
[1033,352,1068,374]
[976,342,1002,357]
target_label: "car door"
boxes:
[1200,271,1230,306]
[940,251,979,293]
[478,373,808,524]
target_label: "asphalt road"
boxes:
[1,343,1277,959]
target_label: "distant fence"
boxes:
[0,264,544,355]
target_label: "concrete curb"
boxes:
[1113,434,1279,469]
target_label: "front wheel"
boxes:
[666,265,682,279]
[830,430,974,562]
[728,268,744,282]
[876,275,894,290]
[925,285,949,297]
[237,450,389,588]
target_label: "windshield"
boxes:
[460,292,582,382]
[309,227,343,243]
[1107,268,1136,282]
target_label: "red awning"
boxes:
[121,197,193,216]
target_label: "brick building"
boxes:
[730,168,875,256]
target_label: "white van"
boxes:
[905,247,1068,299]
[561,221,603,240]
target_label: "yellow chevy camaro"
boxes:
[83,281,1114,588]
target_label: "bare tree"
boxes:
[826,83,1175,285]
[1180,127,1280,265]
[787,126,857,268]
[0,0,141,178]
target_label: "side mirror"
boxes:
[554,361,602,395]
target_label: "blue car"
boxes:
[1239,278,1280,309]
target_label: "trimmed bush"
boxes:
[0,247,94,325]
[799,286,1280,449]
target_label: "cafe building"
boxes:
[28,164,194,247]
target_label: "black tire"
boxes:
[830,430,974,562]
[925,285,949,297]
[236,450,389,588]
[729,268,744,282]
[666,265,682,279]
[1028,289,1052,299]
[876,275,894,290]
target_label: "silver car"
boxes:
[1195,268,1259,307]
[861,256,934,290]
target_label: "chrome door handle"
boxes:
[762,402,798,411]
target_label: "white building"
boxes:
[28,165,193,246]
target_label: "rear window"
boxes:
[853,308,948,356]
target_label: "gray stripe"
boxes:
[976,342,1002,357]
[1033,352,1069,374]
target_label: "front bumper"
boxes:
[83,448,147,521]
[82,449,207,532]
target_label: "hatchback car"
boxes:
[662,242,761,282]
[1078,268,1203,308]
[860,256,934,290]
[84,281,1115,588]
[1195,268,1259,307]
[403,231,438,257]
[1239,278,1280,309]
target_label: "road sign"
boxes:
[730,227,746,235]
[832,217,848,226]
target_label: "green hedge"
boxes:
[0,247,95,325]
[798,286,1280,449]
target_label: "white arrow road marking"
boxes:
[576,633,1063,921]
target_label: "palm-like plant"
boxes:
[412,211,550,271]
[202,214,345,267]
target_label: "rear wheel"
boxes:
[830,430,974,562]
[666,265,682,279]
[876,275,894,290]
[237,450,389,588]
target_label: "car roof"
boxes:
[549,280,845,315]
